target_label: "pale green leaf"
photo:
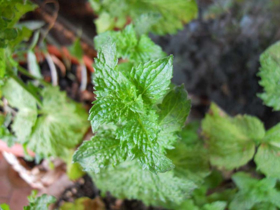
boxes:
[157,85,191,148]
[202,201,227,210]
[90,0,198,35]
[94,12,115,34]
[27,51,42,79]
[2,78,37,143]
[258,41,280,110]
[0,204,10,210]
[229,172,280,210]
[90,161,196,207]
[255,123,280,178]
[202,103,265,170]
[94,24,166,63]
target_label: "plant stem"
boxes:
[17,65,49,86]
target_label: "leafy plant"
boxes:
[202,103,265,170]
[258,41,280,110]
[0,0,36,80]
[89,0,198,34]
[23,190,56,210]
[74,23,193,173]
[2,78,89,160]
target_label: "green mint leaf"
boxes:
[90,0,198,35]
[202,103,265,170]
[130,56,173,104]
[90,161,196,207]
[258,41,280,110]
[24,193,56,210]
[158,85,191,148]
[167,122,210,184]
[73,128,127,173]
[254,123,280,178]
[27,50,42,79]
[94,24,166,63]
[229,172,280,210]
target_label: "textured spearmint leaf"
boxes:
[258,41,280,110]
[73,129,127,173]
[94,24,166,63]
[27,87,89,158]
[90,0,198,35]
[82,43,184,173]
[2,78,37,143]
[24,192,56,210]
[130,56,173,104]
[157,85,191,148]
[202,103,265,170]
[229,172,280,210]
[90,161,196,207]
[167,124,210,184]
[254,123,280,178]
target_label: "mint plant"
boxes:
[74,24,192,173]
[89,0,198,34]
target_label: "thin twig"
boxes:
[45,52,58,86]
[80,63,87,91]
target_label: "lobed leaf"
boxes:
[94,25,166,63]
[90,0,198,35]
[255,123,280,178]
[90,161,196,207]
[258,41,280,110]
[3,80,89,159]
[229,172,280,210]
[202,103,265,170]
